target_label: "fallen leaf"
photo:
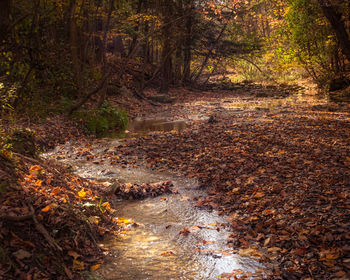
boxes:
[78,188,86,198]
[13,249,31,260]
[161,251,174,256]
[68,251,81,260]
[41,205,51,212]
[73,259,85,271]
[90,264,101,271]
[238,247,262,258]
[254,192,265,198]
[179,228,190,236]
[102,202,111,211]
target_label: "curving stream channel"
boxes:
[43,119,265,280]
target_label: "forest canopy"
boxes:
[0,0,349,116]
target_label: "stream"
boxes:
[43,118,266,279]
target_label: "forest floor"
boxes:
[1,81,350,279]
[107,81,349,279]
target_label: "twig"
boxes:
[0,211,34,222]
[0,204,62,251]
[29,205,62,252]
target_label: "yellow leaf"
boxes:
[90,264,101,271]
[73,259,85,271]
[116,217,133,225]
[102,202,111,211]
[34,180,42,187]
[78,188,86,198]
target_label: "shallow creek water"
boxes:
[44,135,263,280]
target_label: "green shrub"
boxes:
[73,102,128,136]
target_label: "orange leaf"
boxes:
[29,165,41,172]
[29,165,42,176]
[42,205,51,212]
[52,187,60,195]
[161,251,174,256]
[90,264,101,271]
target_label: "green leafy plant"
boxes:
[72,102,128,136]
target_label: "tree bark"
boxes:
[317,0,350,62]
[0,0,10,43]
[159,0,174,93]
[69,0,82,94]
[182,0,193,84]
[193,23,227,83]
[97,0,114,107]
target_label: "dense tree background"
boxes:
[1,0,349,116]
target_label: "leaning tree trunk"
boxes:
[317,0,350,62]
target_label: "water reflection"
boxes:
[108,119,187,138]
[43,137,264,280]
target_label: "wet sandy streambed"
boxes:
[43,119,265,279]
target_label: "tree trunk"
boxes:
[97,0,113,107]
[193,23,227,83]
[182,0,193,85]
[159,0,173,93]
[69,0,82,94]
[317,0,350,62]
[0,0,10,43]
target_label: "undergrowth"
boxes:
[72,102,128,136]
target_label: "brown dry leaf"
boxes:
[319,249,340,261]
[179,228,190,236]
[238,247,262,258]
[68,251,81,260]
[267,247,281,253]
